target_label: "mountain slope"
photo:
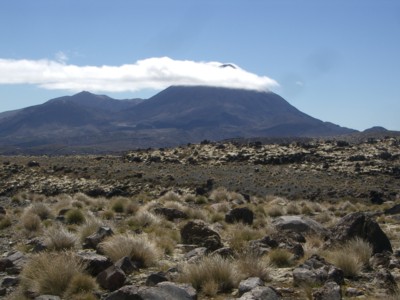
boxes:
[121,86,354,136]
[0,86,357,153]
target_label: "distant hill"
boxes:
[0,86,358,154]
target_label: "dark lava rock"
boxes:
[370,190,384,204]
[312,281,342,300]
[77,251,113,276]
[211,247,235,258]
[239,277,264,296]
[27,160,40,167]
[146,272,169,286]
[153,207,187,221]
[115,256,136,275]
[373,268,398,293]
[83,226,113,250]
[96,265,126,291]
[329,212,392,254]
[239,286,281,300]
[225,207,254,225]
[105,285,139,300]
[181,220,223,251]
[272,215,328,237]
[0,251,26,274]
[385,204,400,215]
[293,255,344,287]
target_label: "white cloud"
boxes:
[0,56,278,93]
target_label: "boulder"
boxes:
[96,265,126,291]
[239,286,281,300]
[0,251,26,274]
[115,256,137,275]
[77,251,113,276]
[373,268,398,293]
[312,281,342,300]
[180,220,223,251]
[35,296,61,300]
[225,207,254,225]
[239,277,264,296]
[329,212,392,254]
[106,282,197,300]
[146,272,169,286]
[105,285,140,300]
[250,234,304,259]
[153,207,187,221]
[83,226,113,250]
[293,255,344,287]
[272,216,328,237]
[384,204,400,215]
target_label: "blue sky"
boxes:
[0,0,399,131]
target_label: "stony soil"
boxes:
[0,137,399,299]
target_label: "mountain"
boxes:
[121,86,354,137]
[0,86,357,154]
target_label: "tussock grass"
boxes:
[111,197,127,213]
[227,224,264,253]
[180,255,238,293]
[0,215,12,230]
[265,205,284,217]
[126,210,161,229]
[78,217,103,242]
[268,248,294,267]
[20,251,86,297]
[21,213,42,232]
[64,273,98,298]
[99,233,160,267]
[327,237,372,277]
[27,202,52,220]
[65,208,85,225]
[236,252,270,281]
[45,226,76,250]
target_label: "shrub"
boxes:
[65,209,85,224]
[268,248,293,267]
[101,210,115,220]
[20,252,85,297]
[99,233,160,267]
[180,255,237,293]
[45,226,76,250]
[22,213,42,232]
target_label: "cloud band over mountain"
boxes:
[0,57,278,93]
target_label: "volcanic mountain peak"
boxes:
[0,85,358,153]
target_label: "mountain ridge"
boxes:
[0,86,361,154]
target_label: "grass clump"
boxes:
[64,273,98,299]
[236,251,270,281]
[0,215,12,229]
[268,248,294,267]
[27,202,52,220]
[327,237,372,277]
[21,213,42,232]
[99,233,160,267]
[65,209,85,225]
[78,217,103,243]
[180,255,238,294]
[111,197,127,213]
[45,226,76,250]
[20,251,93,297]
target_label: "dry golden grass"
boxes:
[21,212,42,232]
[99,233,160,267]
[235,252,270,281]
[65,208,86,225]
[226,224,264,253]
[64,273,98,299]
[268,248,294,268]
[20,251,86,297]
[180,255,238,293]
[78,217,103,243]
[26,202,53,220]
[45,226,76,250]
